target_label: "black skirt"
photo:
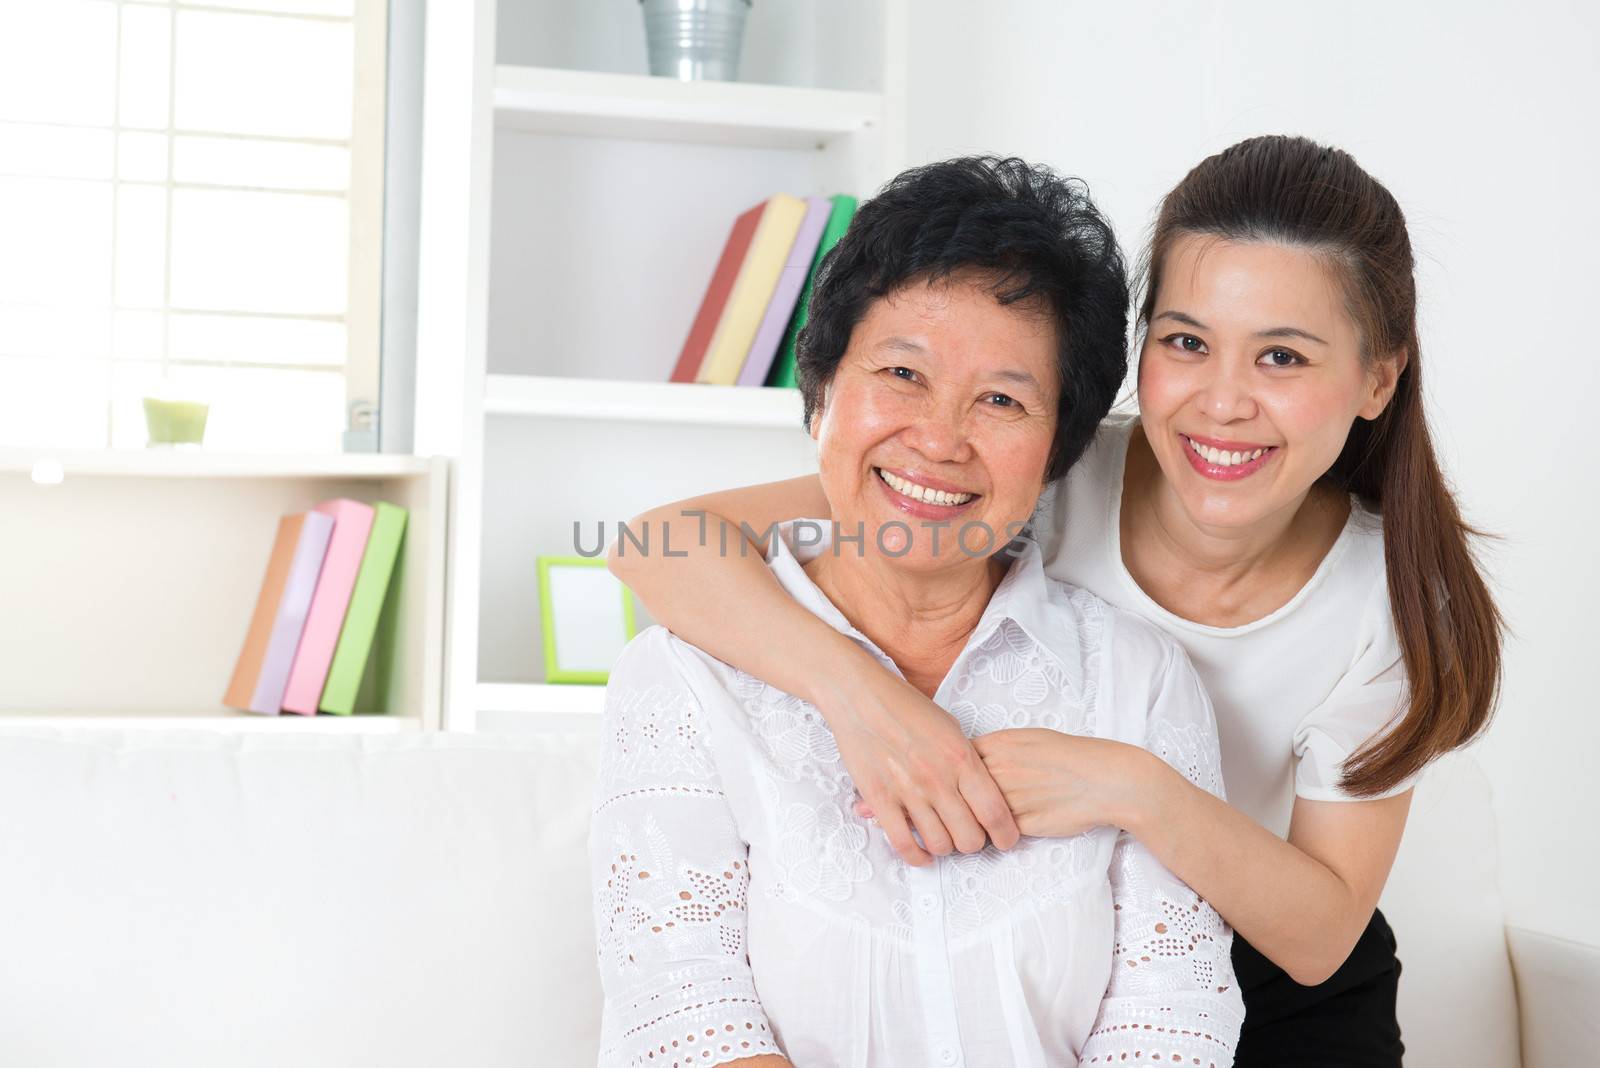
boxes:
[1231,909,1405,1067]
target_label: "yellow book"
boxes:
[696,193,809,385]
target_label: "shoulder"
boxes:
[1033,573,1192,705]
[603,625,728,725]
[1032,415,1134,565]
[1085,587,1186,685]
[607,624,694,688]
[1321,497,1395,644]
[1045,414,1132,502]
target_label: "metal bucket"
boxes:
[640,0,752,82]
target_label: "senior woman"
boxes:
[589,158,1242,1067]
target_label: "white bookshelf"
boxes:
[483,374,803,428]
[0,449,431,481]
[494,65,883,149]
[0,451,448,732]
[415,0,907,732]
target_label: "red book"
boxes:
[669,201,766,383]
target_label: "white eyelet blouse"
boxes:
[590,522,1244,1068]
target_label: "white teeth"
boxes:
[1186,436,1270,468]
[877,468,975,505]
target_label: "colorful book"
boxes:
[222,511,334,715]
[319,501,408,715]
[696,193,809,385]
[737,196,831,387]
[280,498,375,715]
[767,194,859,389]
[669,201,766,383]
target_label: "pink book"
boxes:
[737,196,831,387]
[281,498,376,715]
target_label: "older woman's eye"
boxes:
[1163,333,1206,354]
[1258,348,1305,368]
[984,393,1019,409]
[887,366,919,382]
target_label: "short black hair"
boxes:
[795,156,1129,481]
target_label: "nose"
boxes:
[1196,356,1259,423]
[902,398,973,464]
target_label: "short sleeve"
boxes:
[589,628,782,1068]
[1080,640,1244,1066]
[1293,574,1418,803]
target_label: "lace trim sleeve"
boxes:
[1080,641,1244,1066]
[590,629,781,1068]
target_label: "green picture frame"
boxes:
[537,555,638,684]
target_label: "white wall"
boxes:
[900,0,1600,936]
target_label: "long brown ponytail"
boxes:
[1137,135,1504,796]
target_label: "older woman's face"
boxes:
[810,274,1059,569]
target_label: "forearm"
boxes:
[1122,758,1378,985]
[608,481,876,708]
[729,1058,791,1067]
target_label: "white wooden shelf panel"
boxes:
[494,65,882,149]
[484,374,804,428]
[476,682,606,717]
[0,449,433,481]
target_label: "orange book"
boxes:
[223,512,334,714]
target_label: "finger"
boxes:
[932,791,988,854]
[853,798,875,820]
[874,805,931,867]
[959,761,1021,850]
[906,802,955,857]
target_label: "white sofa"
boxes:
[0,721,1593,1067]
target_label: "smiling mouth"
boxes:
[874,467,978,507]
[1180,434,1278,469]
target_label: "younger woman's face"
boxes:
[1136,234,1402,531]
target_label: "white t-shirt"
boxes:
[1034,414,1416,838]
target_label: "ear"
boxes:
[808,382,829,442]
[1358,348,1407,421]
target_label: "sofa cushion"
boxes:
[0,725,602,1068]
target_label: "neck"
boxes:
[804,547,1005,698]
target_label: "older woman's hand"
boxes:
[968,729,1162,839]
[827,664,1021,865]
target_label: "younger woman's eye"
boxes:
[1163,333,1206,354]
[1258,349,1305,368]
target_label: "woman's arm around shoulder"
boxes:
[606,479,1020,864]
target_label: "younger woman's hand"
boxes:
[969,729,1157,839]
[824,667,1021,865]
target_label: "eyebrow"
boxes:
[876,336,1043,391]
[876,336,928,355]
[1153,310,1329,346]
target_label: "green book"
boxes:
[765,194,858,389]
[318,501,408,715]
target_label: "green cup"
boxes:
[142,397,209,447]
